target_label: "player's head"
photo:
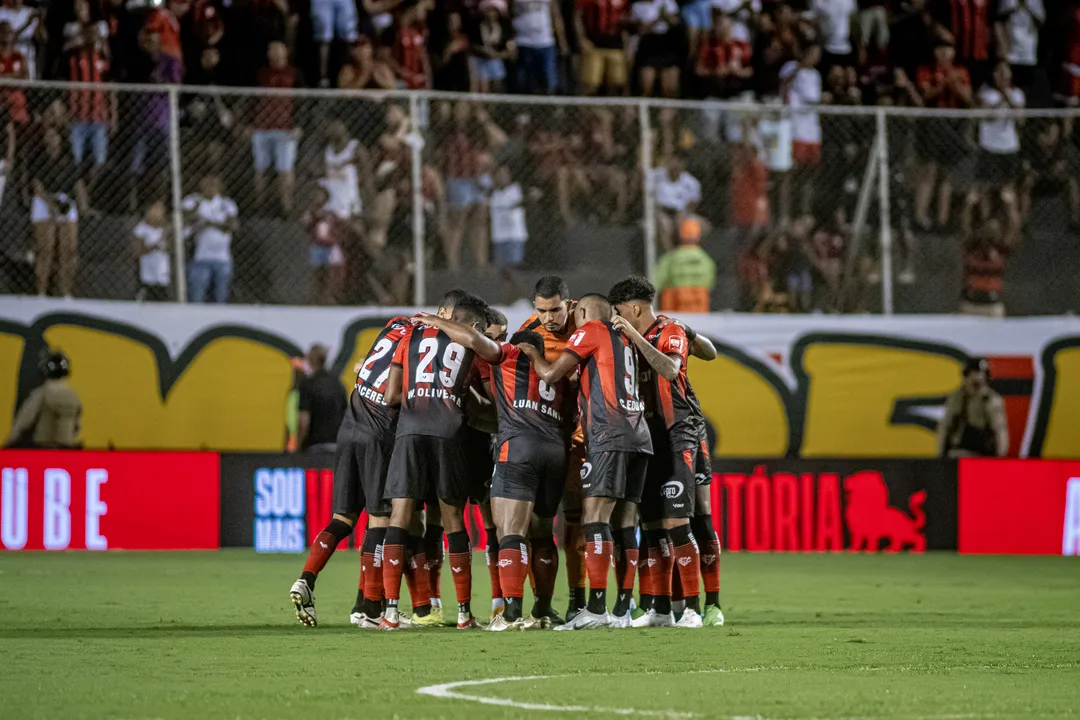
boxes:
[608,276,657,332]
[509,330,544,356]
[42,350,70,380]
[963,357,990,394]
[576,293,612,324]
[485,307,508,342]
[451,295,489,330]
[438,288,482,319]
[306,344,329,371]
[532,276,571,333]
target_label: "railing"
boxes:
[0,79,1076,315]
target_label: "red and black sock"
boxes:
[638,529,662,612]
[528,534,559,616]
[361,525,386,617]
[582,522,613,615]
[485,527,502,604]
[612,526,639,616]
[404,534,432,615]
[424,524,444,605]
[563,516,586,611]
[497,535,528,622]
[693,515,721,608]
[300,518,353,589]
[447,530,473,616]
[670,523,701,613]
[654,530,674,615]
[381,526,408,606]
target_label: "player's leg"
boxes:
[610,500,640,628]
[422,508,445,623]
[352,432,395,626]
[379,436,432,629]
[693,481,723,626]
[478,500,504,618]
[633,452,676,628]
[562,429,587,621]
[664,449,702,628]
[526,440,568,627]
[438,438,477,629]
[488,495,532,630]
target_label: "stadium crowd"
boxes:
[0,0,1076,314]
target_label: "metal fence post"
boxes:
[639,101,656,280]
[167,85,187,303]
[876,108,893,315]
[408,93,426,306]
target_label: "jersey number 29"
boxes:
[416,338,465,388]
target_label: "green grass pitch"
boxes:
[1,551,1078,719]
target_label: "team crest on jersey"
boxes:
[669,337,683,351]
[662,480,685,499]
[580,462,593,480]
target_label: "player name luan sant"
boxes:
[407,387,464,405]
[513,399,564,422]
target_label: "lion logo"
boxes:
[844,470,926,552]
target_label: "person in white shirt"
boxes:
[488,165,531,268]
[133,200,171,302]
[650,152,702,251]
[320,118,368,221]
[974,62,1024,218]
[709,0,760,44]
[994,0,1043,91]
[0,0,40,78]
[809,0,857,71]
[512,0,567,94]
[182,175,239,304]
[781,43,823,220]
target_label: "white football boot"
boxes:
[631,609,676,628]
[554,608,611,630]
[675,608,704,628]
[289,579,317,628]
[608,611,633,629]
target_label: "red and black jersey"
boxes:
[579,0,628,49]
[564,320,652,454]
[350,316,411,440]
[68,49,111,124]
[391,323,479,439]
[486,343,573,446]
[642,320,701,451]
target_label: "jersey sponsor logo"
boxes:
[580,462,593,480]
[661,480,685,500]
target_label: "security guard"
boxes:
[937,357,1008,458]
[4,351,82,449]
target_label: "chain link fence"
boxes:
[0,80,1077,314]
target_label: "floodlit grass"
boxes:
[1,551,1078,719]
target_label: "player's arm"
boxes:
[519,343,580,385]
[466,387,498,433]
[413,313,503,363]
[4,387,43,447]
[612,315,680,381]
[655,315,717,360]
[384,365,403,406]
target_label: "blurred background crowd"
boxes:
[0,0,1077,314]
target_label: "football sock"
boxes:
[563,516,586,601]
[639,529,662,612]
[529,534,558,615]
[423,524,444,605]
[612,526,639,616]
[485,527,503,605]
[655,530,674,615]
[381,526,408,605]
[693,514,722,607]
[583,522,613,615]
[405,534,431,615]
[498,535,528,622]
[300,518,353,589]
[670,524,701,614]
[361,526,386,615]
[447,530,473,616]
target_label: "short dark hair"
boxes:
[485,307,508,328]
[440,288,482,312]
[452,296,489,327]
[533,276,570,301]
[608,276,656,305]
[509,330,544,355]
[578,292,611,309]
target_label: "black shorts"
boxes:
[491,437,568,519]
[580,450,649,503]
[976,149,1019,186]
[463,427,495,504]
[332,417,394,518]
[640,446,697,523]
[694,436,712,486]
[385,434,469,506]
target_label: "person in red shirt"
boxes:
[575,0,629,95]
[140,1,183,62]
[694,14,753,98]
[0,21,23,215]
[251,41,300,215]
[65,1,115,204]
[392,2,431,90]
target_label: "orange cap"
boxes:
[679,217,702,243]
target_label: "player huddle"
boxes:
[289,275,724,631]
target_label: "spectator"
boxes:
[995,0,1044,94]
[512,0,566,94]
[729,128,770,242]
[434,11,472,91]
[933,0,991,87]
[650,151,701,251]
[1020,121,1080,227]
[808,220,844,311]
[0,0,41,78]
[914,41,972,231]
[737,230,773,310]
[631,0,681,98]
[182,51,237,182]
[296,343,346,453]
[132,199,171,302]
[65,0,116,206]
[4,350,81,449]
[472,0,515,94]
[312,0,359,87]
[32,127,85,298]
[221,0,296,87]
[439,101,501,270]
[183,174,239,304]
[937,357,1008,458]
[810,0,858,72]
[858,0,889,67]
[302,185,346,305]
[754,3,802,100]
[130,26,182,212]
[321,118,369,224]
[140,0,183,64]
[575,0,629,96]
[489,164,529,268]
[973,62,1024,223]
[680,0,710,65]
[251,41,301,216]
[959,184,1020,316]
[337,38,396,89]
[695,14,753,99]
[782,42,823,221]
[584,107,631,224]
[770,226,813,312]
[653,216,716,312]
[0,20,29,173]
[392,1,432,89]
[888,0,940,81]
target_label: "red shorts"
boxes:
[793,141,821,166]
